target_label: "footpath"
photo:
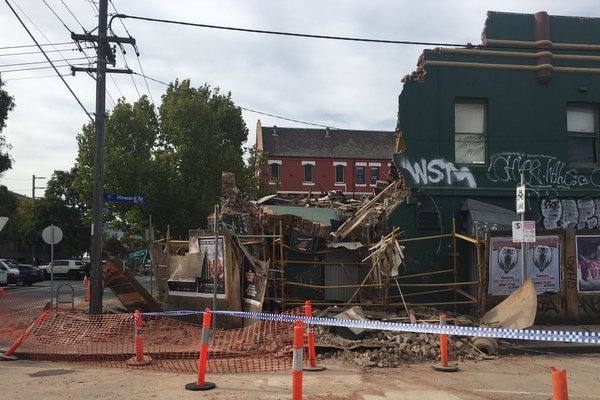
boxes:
[2,352,600,400]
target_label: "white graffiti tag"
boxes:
[541,197,600,229]
[397,157,476,188]
[488,152,600,189]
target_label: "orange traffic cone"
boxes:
[83,275,89,286]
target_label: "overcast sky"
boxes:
[0,0,596,197]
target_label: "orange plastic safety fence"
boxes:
[0,290,51,345]
[1,295,306,374]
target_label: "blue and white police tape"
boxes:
[140,309,600,344]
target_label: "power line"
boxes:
[39,0,97,67]
[4,0,93,122]
[130,71,342,129]
[42,0,72,33]
[240,106,340,129]
[0,47,78,57]
[3,73,70,81]
[0,56,90,68]
[60,0,87,32]
[0,62,89,74]
[132,71,167,86]
[113,13,467,47]
[0,42,72,50]
[109,0,155,108]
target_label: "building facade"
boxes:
[391,11,600,323]
[256,120,395,198]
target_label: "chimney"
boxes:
[272,125,278,136]
[325,127,330,138]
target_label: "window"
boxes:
[455,100,486,164]
[335,164,345,183]
[356,166,365,185]
[269,163,280,182]
[302,161,315,183]
[568,105,597,164]
[370,166,380,185]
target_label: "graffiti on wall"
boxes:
[396,152,600,190]
[397,157,476,188]
[488,152,600,189]
[541,197,600,229]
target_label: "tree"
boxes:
[155,80,248,237]
[23,168,90,259]
[0,74,15,174]
[73,81,249,241]
[74,96,158,240]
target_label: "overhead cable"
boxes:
[4,0,93,122]
[112,13,466,47]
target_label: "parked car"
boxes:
[39,259,86,280]
[16,264,44,286]
[0,259,24,285]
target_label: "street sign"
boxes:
[512,221,536,243]
[42,225,63,245]
[516,184,525,214]
[104,193,144,204]
[0,216,7,232]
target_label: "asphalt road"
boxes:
[1,275,156,305]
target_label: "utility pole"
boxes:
[32,175,46,265]
[32,175,46,201]
[71,1,135,314]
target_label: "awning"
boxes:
[461,199,519,238]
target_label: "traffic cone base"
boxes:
[127,355,153,366]
[303,365,327,372]
[185,382,216,391]
[431,362,459,372]
[0,353,18,361]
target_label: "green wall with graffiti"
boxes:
[389,11,600,320]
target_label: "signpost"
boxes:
[104,193,144,204]
[42,224,63,305]
[512,221,536,243]
[514,174,535,285]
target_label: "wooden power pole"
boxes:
[71,0,136,314]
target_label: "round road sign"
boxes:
[42,225,63,245]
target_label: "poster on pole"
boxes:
[489,237,524,295]
[516,184,525,214]
[197,236,226,298]
[526,235,560,293]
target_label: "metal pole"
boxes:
[520,172,526,285]
[212,205,219,328]
[89,0,108,314]
[49,225,55,306]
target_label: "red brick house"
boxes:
[255,120,396,198]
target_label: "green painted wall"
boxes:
[390,12,600,312]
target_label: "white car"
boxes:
[39,259,86,280]
[0,259,22,285]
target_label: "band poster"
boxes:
[575,235,600,292]
[197,236,226,297]
[489,235,560,295]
